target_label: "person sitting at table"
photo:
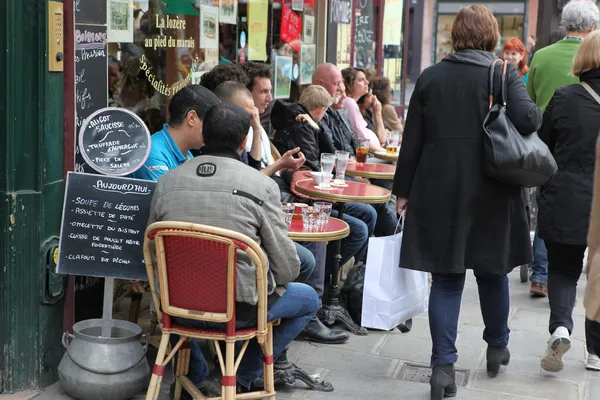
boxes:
[271,85,377,280]
[370,75,404,133]
[131,84,219,181]
[216,81,349,344]
[148,102,320,394]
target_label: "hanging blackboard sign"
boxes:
[79,108,151,176]
[75,24,108,173]
[57,173,156,281]
[354,1,375,69]
[75,0,107,25]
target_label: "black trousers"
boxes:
[546,242,595,353]
[587,319,600,356]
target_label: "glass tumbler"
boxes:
[334,151,349,185]
[302,206,319,230]
[282,203,294,226]
[314,202,332,226]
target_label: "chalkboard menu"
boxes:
[75,0,107,25]
[354,0,375,69]
[79,108,151,176]
[75,24,108,173]
[57,173,156,280]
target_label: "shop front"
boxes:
[326,0,409,112]
[434,0,532,63]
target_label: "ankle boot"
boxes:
[486,346,510,378]
[430,364,457,400]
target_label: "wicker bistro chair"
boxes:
[143,221,276,400]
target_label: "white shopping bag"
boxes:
[361,218,429,330]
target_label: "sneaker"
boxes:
[586,354,600,371]
[541,327,571,372]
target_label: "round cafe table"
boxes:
[373,150,399,162]
[345,162,396,180]
[288,217,349,242]
[295,179,390,335]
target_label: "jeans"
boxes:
[429,272,510,367]
[587,319,600,357]
[294,242,316,283]
[327,202,376,268]
[545,242,595,353]
[174,283,319,389]
[530,226,548,285]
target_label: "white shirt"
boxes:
[245,126,275,169]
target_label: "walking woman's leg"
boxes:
[474,272,511,377]
[429,273,465,400]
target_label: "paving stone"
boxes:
[402,316,431,340]
[506,329,586,361]
[377,334,432,365]
[471,370,581,399]
[295,345,395,377]
[510,309,550,334]
[458,302,485,327]
[332,329,390,354]
[586,376,600,400]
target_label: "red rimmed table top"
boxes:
[345,162,396,180]
[295,179,391,204]
[373,151,399,162]
[288,217,350,242]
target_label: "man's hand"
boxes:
[396,197,408,215]
[295,113,320,130]
[278,147,306,171]
[250,106,262,130]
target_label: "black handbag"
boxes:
[482,60,557,187]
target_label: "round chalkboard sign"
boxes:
[78,107,151,176]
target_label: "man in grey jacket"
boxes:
[148,103,319,392]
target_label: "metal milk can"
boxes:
[58,318,151,400]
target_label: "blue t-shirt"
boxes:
[131,124,193,182]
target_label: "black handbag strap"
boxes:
[488,59,508,109]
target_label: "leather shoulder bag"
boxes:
[482,60,557,187]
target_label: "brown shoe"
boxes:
[530,282,548,297]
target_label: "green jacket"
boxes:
[526,38,582,113]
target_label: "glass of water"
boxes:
[334,151,349,185]
[302,207,319,230]
[320,153,336,187]
[314,202,332,226]
[282,203,294,226]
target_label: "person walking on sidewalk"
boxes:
[537,30,600,373]
[526,0,600,297]
[393,6,541,399]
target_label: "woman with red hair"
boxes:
[503,37,530,84]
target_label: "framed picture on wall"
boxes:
[274,56,293,99]
[303,15,315,44]
[299,44,316,85]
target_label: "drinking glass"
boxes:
[302,207,319,230]
[320,153,336,188]
[334,151,349,185]
[355,140,369,164]
[386,131,400,154]
[314,202,332,226]
[282,203,294,226]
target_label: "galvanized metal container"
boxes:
[58,319,151,400]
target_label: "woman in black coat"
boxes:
[392,6,541,399]
[536,31,600,373]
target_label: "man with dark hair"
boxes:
[148,102,320,394]
[199,64,249,92]
[132,84,219,181]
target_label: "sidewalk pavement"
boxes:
[8,267,597,400]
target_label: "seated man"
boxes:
[131,85,221,397]
[131,84,219,181]
[216,80,349,344]
[148,103,320,392]
[271,85,376,291]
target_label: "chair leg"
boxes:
[174,340,190,400]
[261,324,276,399]
[222,340,236,400]
[146,332,170,400]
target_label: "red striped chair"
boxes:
[143,221,276,400]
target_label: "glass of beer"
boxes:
[355,140,369,164]
[386,131,400,154]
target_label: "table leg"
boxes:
[319,202,368,336]
[274,347,334,392]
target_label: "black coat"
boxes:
[271,100,335,172]
[393,50,542,276]
[537,69,600,245]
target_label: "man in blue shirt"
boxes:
[132,85,220,181]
